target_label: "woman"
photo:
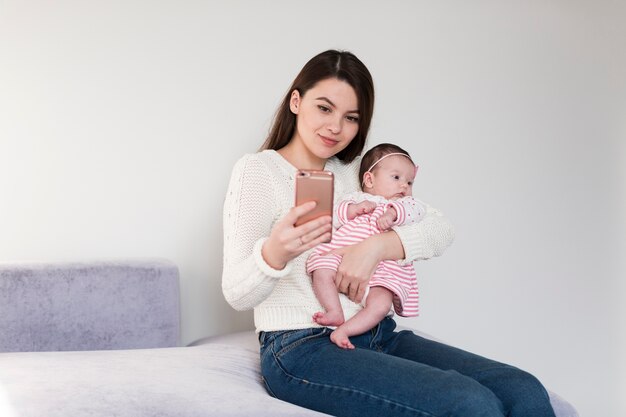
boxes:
[222,49,555,417]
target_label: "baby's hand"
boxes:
[376,207,397,231]
[347,200,377,220]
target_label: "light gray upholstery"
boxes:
[0,260,180,352]
[0,260,578,417]
[0,342,329,417]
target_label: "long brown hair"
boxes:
[261,50,374,163]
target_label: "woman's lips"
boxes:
[319,135,338,147]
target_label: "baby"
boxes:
[306,143,425,349]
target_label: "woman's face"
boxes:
[289,78,360,162]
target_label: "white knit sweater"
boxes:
[222,149,455,332]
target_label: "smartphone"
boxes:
[294,170,334,240]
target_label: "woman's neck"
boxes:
[277,141,327,171]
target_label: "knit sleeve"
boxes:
[391,201,455,264]
[221,154,292,311]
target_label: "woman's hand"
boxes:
[262,201,332,270]
[329,231,405,303]
[329,237,384,303]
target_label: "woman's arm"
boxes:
[222,155,287,311]
[333,231,404,302]
[332,202,455,303]
[222,154,332,310]
[392,202,455,262]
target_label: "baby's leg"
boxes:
[311,269,345,326]
[331,287,393,349]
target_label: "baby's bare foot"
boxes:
[312,311,345,326]
[330,329,355,350]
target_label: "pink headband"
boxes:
[362,152,419,187]
[365,152,416,173]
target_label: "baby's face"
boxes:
[366,155,416,200]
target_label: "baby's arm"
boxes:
[335,197,376,225]
[346,200,377,220]
[377,197,426,231]
[376,207,398,231]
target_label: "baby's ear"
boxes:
[362,171,374,189]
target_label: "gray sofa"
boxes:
[0,260,578,417]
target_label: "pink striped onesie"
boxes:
[306,192,426,317]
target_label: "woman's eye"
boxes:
[346,115,359,123]
[318,105,331,113]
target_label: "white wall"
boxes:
[1,1,623,415]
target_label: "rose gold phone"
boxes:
[294,170,334,241]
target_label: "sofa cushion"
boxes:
[0,343,329,417]
[0,331,579,417]
[0,260,180,352]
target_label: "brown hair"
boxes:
[261,50,375,163]
[358,143,413,188]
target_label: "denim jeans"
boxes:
[259,317,555,417]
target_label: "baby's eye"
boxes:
[408,181,413,186]
[392,175,400,180]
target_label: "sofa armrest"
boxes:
[0,259,180,352]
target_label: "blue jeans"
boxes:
[259,317,555,417]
